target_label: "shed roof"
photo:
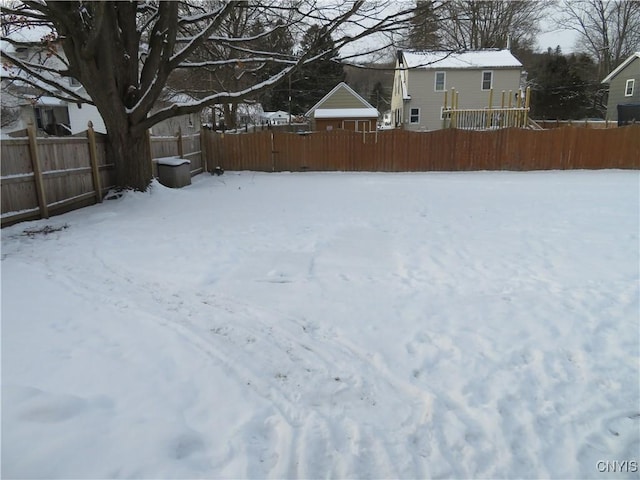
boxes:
[601,52,640,83]
[314,108,379,119]
[401,49,522,70]
[262,111,288,119]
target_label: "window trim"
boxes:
[434,71,446,92]
[625,79,635,97]
[409,107,420,124]
[481,70,493,91]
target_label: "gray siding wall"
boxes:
[606,57,640,121]
[403,67,522,131]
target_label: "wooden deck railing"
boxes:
[443,86,532,130]
[442,106,530,129]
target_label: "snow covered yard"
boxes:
[1,170,638,479]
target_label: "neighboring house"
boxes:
[2,92,104,137]
[601,52,640,124]
[1,28,107,136]
[237,103,264,126]
[2,27,199,137]
[391,49,523,131]
[261,110,290,125]
[382,110,392,127]
[150,93,202,136]
[306,82,379,132]
[207,103,263,129]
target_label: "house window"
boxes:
[15,47,28,59]
[435,71,446,91]
[410,107,420,124]
[625,79,635,96]
[69,77,81,87]
[482,71,493,90]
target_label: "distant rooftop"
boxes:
[401,49,522,70]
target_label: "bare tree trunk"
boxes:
[107,127,153,191]
[223,103,237,130]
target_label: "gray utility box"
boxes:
[155,156,191,188]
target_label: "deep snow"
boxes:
[1,170,639,479]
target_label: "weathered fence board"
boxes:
[206,125,640,173]
[3,125,637,228]
[1,126,204,227]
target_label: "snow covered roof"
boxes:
[262,111,288,119]
[401,49,522,70]
[34,96,67,107]
[314,108,378,119]
[601,52,640,83]
[1,24,57,49]
[163,93,198,104]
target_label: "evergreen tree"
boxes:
[528,48,599,119]
[258,20,295,112]
[406,0,440,50]
[368,81,390,112]
[288,24,345,114]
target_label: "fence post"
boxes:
[443,90,448,128]
[87,121,103,203]
[451,88,457,128]
[487,88,493,129]
[200,127,208,173]
[26,120,49,219]
[270,131,275,172]
[524,86,531,127]
[177,126,184,158]
[146,129,154,177]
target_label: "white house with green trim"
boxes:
[391,49,523,131]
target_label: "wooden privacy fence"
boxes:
[204,125,640,173]
[148,127,205,177]
[1,123,205,227]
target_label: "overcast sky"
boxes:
[537,29,578,53]
[537,12,579,54]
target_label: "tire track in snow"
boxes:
[192,291,435,478]
[52,252,435,478]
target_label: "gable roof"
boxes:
[400,49,522,70]
[306,82,376,117]
[601,52,640,84]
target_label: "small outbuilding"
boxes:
[306,82,379,132]
[261,110,290,125]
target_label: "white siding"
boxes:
[68,103,106,134]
